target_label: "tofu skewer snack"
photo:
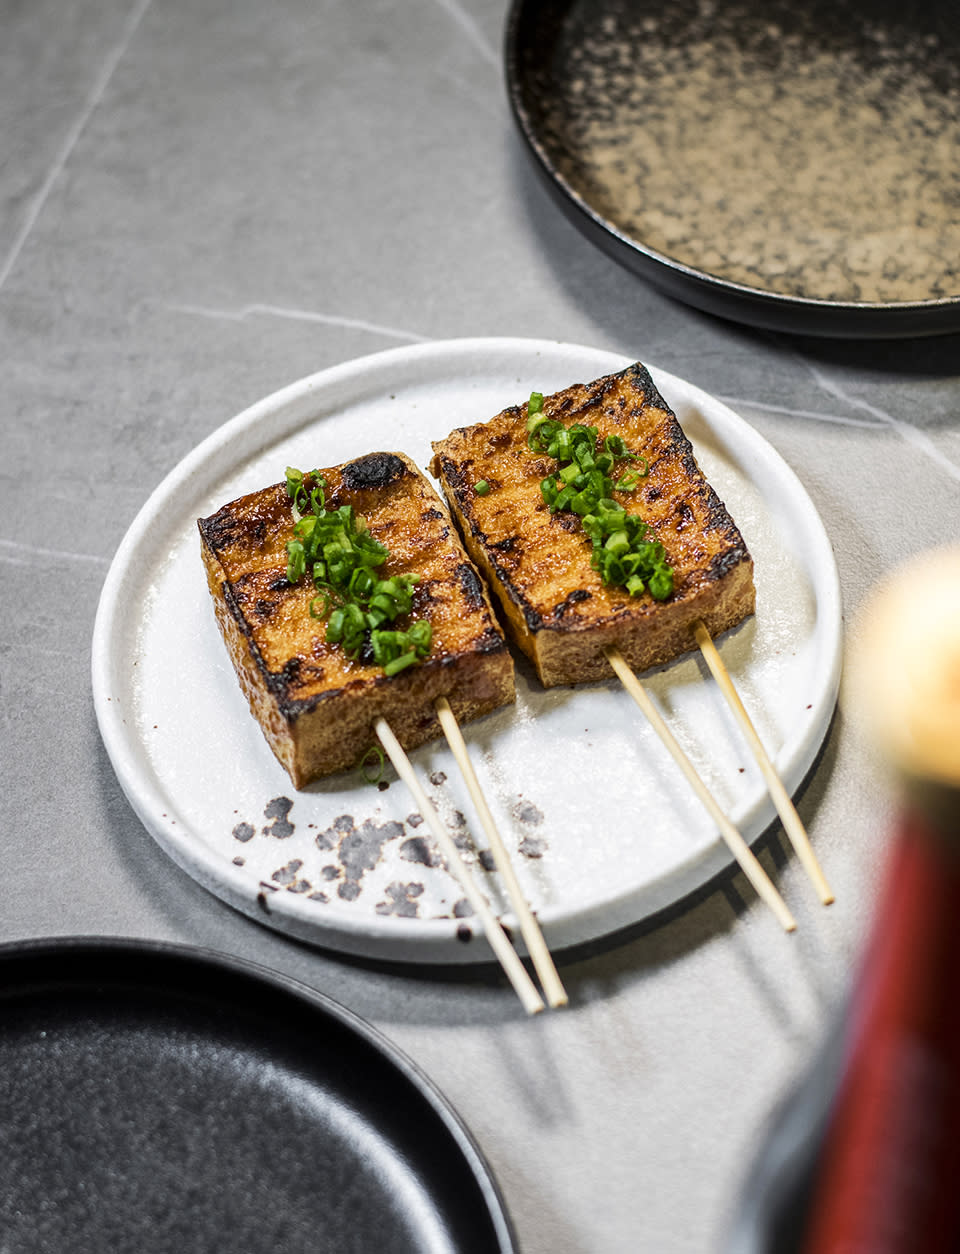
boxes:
[429,362,754,686]
[431,363,799,931]
[201,450,568,1007]
[199,451,514,789]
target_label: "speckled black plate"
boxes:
[0,939,517,1254]
[506,0,960,338]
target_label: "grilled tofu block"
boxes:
[429,363,755,687]
[199,452,514,788]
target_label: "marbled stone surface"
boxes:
[2,2,959,1252]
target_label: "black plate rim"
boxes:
[504,0,960,339]
[0,934,519,1254]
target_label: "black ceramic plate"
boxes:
[506,0,960,338]
[0,939,517,1254]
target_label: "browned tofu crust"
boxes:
[199,452,514,787]
[429,363,755,687]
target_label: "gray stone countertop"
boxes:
[2,2,959,1251]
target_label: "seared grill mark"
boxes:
[198,509,241,550]
[702,485,739,532]
[412,580,438,607]
[554,589,591,618]
[219,577,280,689]
[456,562,485,610]
[278,684,349,720]
[619,362,666,411]
[480,549,545,628]
[341,452,408,491]
[675,502,694,531]
[706,546,750,581]
[523,605,543,630]
[439,455,469,494]
[553,395,602,424]
[272,659,345,709]
[476,626,508,653]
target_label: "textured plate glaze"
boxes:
[92,338,841,963]
[0,938,517,1254]
[506,0,960,337]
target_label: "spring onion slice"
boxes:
[284,468,432,673]
[526,393,674,601]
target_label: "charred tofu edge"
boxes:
[429,363,756,686]
[198,452,515,787]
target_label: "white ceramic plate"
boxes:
[92,338,841,963]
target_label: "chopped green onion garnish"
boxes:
[284,466,433,675]
[525,399,674,601]
[360,743,386,784]
[286,539,306,583]
[383,651,418,677]
[474,480,490,495]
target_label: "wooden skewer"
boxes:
[604,646,797,933]
[693,621,834,906]
[374,717,545,1015]
[434,697,569,1009]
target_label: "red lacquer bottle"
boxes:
[802,547,960,1254]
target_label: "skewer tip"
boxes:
[692,620,834,910]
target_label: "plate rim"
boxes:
[0,933,520,1252]
[92,335,843,962]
